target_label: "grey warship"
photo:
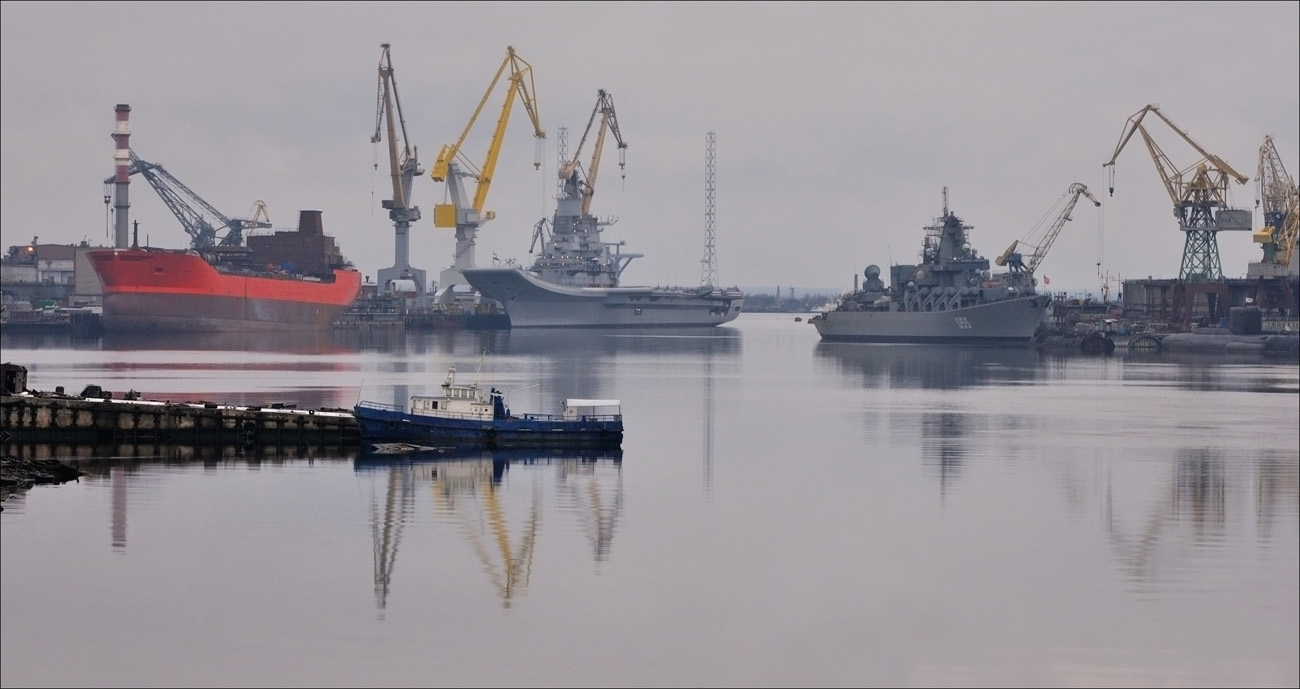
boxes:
[463,90,743,328]
[810,192,1051,345]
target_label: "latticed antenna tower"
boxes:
[700,131,718,287]
[556,126,568,197]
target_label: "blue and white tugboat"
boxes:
[354,366,622,451]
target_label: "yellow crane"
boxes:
[1102,104,1251,282]
[245,200,270,228]
[431,460,541,609]
[431,45,545,229]
[1251,135,1299,276]
[995,182,1101,285]
[557,89,627,217]
[431,46,545,304]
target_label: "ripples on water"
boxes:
[2,316,1297,687]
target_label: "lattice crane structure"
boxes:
[103,151,270,249]
[995,182,1101,288]
[1250,135,1299,278]
[1102,104,1251,282]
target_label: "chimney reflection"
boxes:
[111,466,127,549]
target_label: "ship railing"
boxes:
[518,412,622,423]
[356,400,403,412]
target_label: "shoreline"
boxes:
[0,456,83,507]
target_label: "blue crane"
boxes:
[103,151,270,249]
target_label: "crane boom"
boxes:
[373,42,422,216]
[1103,104,1249,206]
[430,46,545,305]
[430,45,545,228]
[995,183,1100,278]
[1252,135,1299,272]
[1101,104,1251,282]
[557,89,627,216]
[1028,183,1101,274]
[103,151,270,248]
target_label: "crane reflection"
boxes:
[359,447,623,610]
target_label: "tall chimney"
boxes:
[113,104,132,248]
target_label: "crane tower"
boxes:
[372,43,427,298]
[430,46,544,305]
[1249,135,1299,278]
[1102,104,1251,283]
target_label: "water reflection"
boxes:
[1104,446,1298,588]
[1,443,351,551]
[100,330,360,354]
[814,342,1047,389]
[921,411,968,497]
[3,325,745,358]
[356,328,741,428]
[497,326,742,358]
[1116,361,1300,394]
[355,448,623,611]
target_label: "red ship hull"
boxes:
[88,248,362,333]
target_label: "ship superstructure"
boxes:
[463,91,743,328]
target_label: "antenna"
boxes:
[556,125,568,199]
[700,131,718,287]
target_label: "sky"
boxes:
[2,1,1297,296]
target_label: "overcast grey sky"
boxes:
[2,1,1296,294]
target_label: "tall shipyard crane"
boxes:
[372,43,427,296]
[556,88,627,217]
[996,182,1101,287]
[103,151,271,249]
[1250,135,1299,278]
[430,45,545,304]
[1102,104,1251,282]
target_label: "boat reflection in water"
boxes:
[496,325,742,358]
[814,342,1048,390]
[98,329,360,355]
[356,446,623,612]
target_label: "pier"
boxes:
[1,363,358,450]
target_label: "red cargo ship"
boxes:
[88,210,362,333]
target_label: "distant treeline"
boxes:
[741,289,839,313]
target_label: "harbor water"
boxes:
[2,313,1297,687]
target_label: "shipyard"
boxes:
[3,98,1294,346]
[1,3,1298,687]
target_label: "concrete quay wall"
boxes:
[1,393,359,448]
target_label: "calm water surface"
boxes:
[2,313,1297,687]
